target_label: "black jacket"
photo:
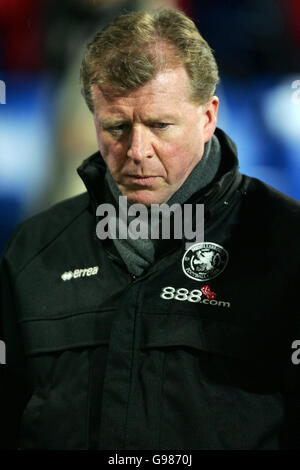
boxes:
[1,128,300,450]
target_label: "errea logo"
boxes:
[61,266,99,281]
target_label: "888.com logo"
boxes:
[160,286,203,302]
[159,286,231,308]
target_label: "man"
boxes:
[1,8,300,450]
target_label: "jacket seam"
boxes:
[17,307,116,324]
[123,283,143,449]
[86,349,92,450]
[15,204,89,281]
[157,351,168,449]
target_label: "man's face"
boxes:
[92,66,219,205]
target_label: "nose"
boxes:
[127,125,154,162]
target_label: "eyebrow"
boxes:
[98,114,179,127]
[98,118,129,127]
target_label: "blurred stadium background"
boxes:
[0,0,299,254]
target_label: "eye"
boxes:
[153,123,169,129]
[106,124,129,136]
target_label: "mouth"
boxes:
[124,175,160,186]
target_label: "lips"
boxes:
[124,175,160,186]
[127,175,156,178]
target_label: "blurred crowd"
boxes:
[0,0,300,253]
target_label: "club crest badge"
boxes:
[182,242,229,281]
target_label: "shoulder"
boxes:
[244,176,300,220]
[241,176,300,255]
[2,192,90,275]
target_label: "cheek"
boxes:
[99,139,126,174]
[95,129,110,157]
[98,140,110,158]
[163,142,195,174]
[161,139,202,185]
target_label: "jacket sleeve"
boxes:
[0,235,29,449]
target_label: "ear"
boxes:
[202,96,219,143]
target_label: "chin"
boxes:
[126,190,167,207]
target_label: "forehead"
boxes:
[92,67,194,118]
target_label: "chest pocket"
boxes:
[140,313,282,391]
[18,309,115,450]
[138,313,284,450]
[20,308,115,356]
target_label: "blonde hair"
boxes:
[80,8,219,111]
